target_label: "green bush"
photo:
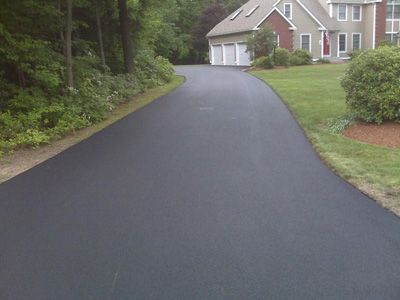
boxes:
[0,52,175,153]
[341,46,400,123]
[290,49,312,66]
[252,56,274,69]
[347,50,363,60]
[317,58,331,64]
[273,48,290,67]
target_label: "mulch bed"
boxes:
[344,122,400,149]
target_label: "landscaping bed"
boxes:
[344,122,400,149]
[252,64,400,216]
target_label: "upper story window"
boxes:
[230,9,243,20]
[284,3,292,19]
[338,4,347,21]
[246,5,259,17]
[352,5,361,21]
[387,2,400,20]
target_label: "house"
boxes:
[207,0,399,66]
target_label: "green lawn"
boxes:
[252,64,400,215]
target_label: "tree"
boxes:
[95,0,107,70]
[66,0,74,87]
[192,3,227,55]
[246,26,277,58]
[117,0,134,73]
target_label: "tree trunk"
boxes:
[66,0,74,88]
[95,0,107,71]
[117,0,134,73]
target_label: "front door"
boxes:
[323,32,330,56]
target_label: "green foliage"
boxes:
[252,56,274,69]
[347,50,363,60]
[247,26,277,58]
[341,46,400,123]
[317,58,331,64]
[273,48,290,67]
[289,49,312,66]
[327,114,354,134]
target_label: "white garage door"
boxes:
[237,43,251,66]
[212,45,223,65]
[224,44,236,66]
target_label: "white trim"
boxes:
[209,40,212,64]
[338,33,347,53]
[351,33,362,50]
[320,31,324,58]
[352,5,362,21]
[253,7,297,30]
[337,4,347,21]
[329,4,333,18]
[372,3,376,48]
[300,33,312,52]
[283,3,292,20]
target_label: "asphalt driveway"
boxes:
[1,66,400,299]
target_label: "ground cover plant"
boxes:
[252,64,400,215]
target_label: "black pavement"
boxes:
[1,66,400,299]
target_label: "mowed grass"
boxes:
[252,64,400,214]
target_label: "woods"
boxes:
[0,0,246,154]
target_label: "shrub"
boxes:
[273,48,290,67]
[341,46,400,123]
[246,26,277,57]
[252,56,274,69]
[347,50,363,60]
[290,49,312,65]
[317,58,331,64]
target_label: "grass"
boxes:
[0,75,185,183]
[251,64,400,215]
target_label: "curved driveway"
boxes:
[1,66,400,299]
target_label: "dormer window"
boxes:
[338,4,347,21]
[246,5,259,17]
[284,3,292,19]
[230,9,243,20]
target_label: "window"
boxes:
[387,2,400,19]
[300,34,311,52]
[230,9,243,20]
[338,4,347,21]
[352,5,361,21]
[284,3,292,19]
[339,33,347,52]
[273,32,280,47]
[246,5,259,17]
[352,33,361,50]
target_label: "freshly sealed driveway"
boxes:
[1,66,400,299]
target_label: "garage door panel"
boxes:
[212,45,223,65]
[224,44,236,66]
[238,43,251,66]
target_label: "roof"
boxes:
[206,0,276,37]
[298,0,340,30]
[207,0,340,38]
